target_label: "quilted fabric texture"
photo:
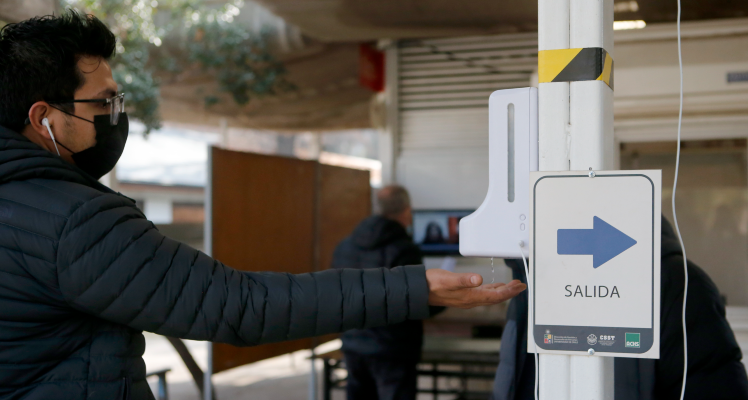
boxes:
[0,125,430,399]
[331,215,428,358]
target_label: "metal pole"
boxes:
[381,42,400,185]
[567,0,615,395]
[538,0,570,172]
[219,118,229,149]
[537,0,572,396]
[308,346,318,400]
[323,359,332,400]
[203,148,214,400]
[537,0,615,397]
[569,0,615,171]
[203,343,213,400]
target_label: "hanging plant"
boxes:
[186,20,294,106]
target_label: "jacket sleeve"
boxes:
[55,193,431,346]
[391,243,447,316]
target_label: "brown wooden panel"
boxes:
[211,147,316,274]
[311,165,372,356]
[211,148,316,373]
[209,149,372,373]
[317,165,372,271]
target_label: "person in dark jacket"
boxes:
[332,185,433,400]
[492,216,748,400]
[0,12,528,400]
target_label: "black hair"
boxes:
[0,10,116,132]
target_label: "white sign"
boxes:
[528,170,661,359]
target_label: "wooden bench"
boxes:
[146,368,171,400]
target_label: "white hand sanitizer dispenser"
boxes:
[459,88,538,259]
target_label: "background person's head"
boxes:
[0,11,117,165]
[377,185,412,229]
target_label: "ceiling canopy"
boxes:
[254,0,747,42]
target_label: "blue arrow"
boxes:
[557,216,637,268]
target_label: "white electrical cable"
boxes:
[674,0,689,399]
[41,118,61,156]
[518,241,539,400]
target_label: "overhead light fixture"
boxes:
[613,1,639,13]
[614,20,647,30]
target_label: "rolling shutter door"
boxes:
[396,33,538,209]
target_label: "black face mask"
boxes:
[49,111,129,179]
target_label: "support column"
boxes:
[539,354,570,400]
[537,0,572,397]
[569,0,615,171]
[308,347,318,400]
[538,0,570,172]
[570,356,615,399]
[380,42,400,185]
[204,150,214,400]
[537,0,615,398]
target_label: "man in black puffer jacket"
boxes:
[492,217,748,399]
[0,12,527,400]
[332,186,439,400]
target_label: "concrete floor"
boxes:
[144,307,748,399]
[143,333,338,400]
[143,332,474,400]
[143,333,467,400]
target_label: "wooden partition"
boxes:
[317,164,372,273]
[210,147,371,373]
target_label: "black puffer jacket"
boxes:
[331,216,427,359]
[0,125,430,399]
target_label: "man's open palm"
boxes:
[426,269,526,308]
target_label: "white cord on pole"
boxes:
[518,241,539,400]
[675,0,689,398]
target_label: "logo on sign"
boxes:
[599,335,616,346]
[625,333,641,348]
[544,334,553,344]
[587,334,598,345]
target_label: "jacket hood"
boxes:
[351,215,410,250]
[0,125,109,191]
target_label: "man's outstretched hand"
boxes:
[426,269,526,308]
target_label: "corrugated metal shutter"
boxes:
[399,32,538,112]
[396,33,537,209]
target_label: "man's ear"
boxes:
[26,101,54,140]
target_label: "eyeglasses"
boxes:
[50,93,126,125]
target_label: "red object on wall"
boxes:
[359,43,385,92]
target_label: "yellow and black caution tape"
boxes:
[538,47,613,89]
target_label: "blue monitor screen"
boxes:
[413,210,473,255]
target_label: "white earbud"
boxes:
[41,118,61,156]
